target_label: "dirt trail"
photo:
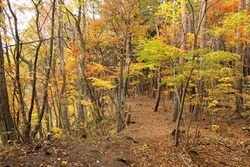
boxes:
[118,95,184,166]
[123,95,175,140]
[1,95,250,166]
[122,95,250,167]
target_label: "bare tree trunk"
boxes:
[32,0,56,139]
[51,58,63,129]
[45,104,51,134]
[192,0,207,120]
[50,86,59,128]
[34,92,43,138]
[172,86,181,122]
[0,4,17,144]
[117,56,124,132]
[22,0,44,142]
[154,64,162,112]
[75,31,85,126]
[66,2,89,136]
[200,1,206,49]
[6,0,28,142]
[234,0,245,113]
[172,0,186,122]
[175,69,194,147]
[57,0,71,134]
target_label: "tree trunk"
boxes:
[154,64,162,112]
[234,0,245,113]
[175,69,193,147]
[191,0,207,120]
[23,0,43,142]
[6,0,28,142]
[57,0,71,134]
[0,3,17,144]
[199,0,206,49]
[76,54,85,126]
[117,56,124,132]
[172,0,186,122]
[32,0,56,139]
[172,86,181,122]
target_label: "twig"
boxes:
[179,147,198,167]
[218,142,235,151]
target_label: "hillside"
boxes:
[1,96,250,167]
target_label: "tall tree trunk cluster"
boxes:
[0,0,249,146]
[0,0,142,143]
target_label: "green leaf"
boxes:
[137,38,181,63]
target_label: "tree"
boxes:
[32,0,57,139]
[1,0,249,147]
[56,0,71,134]
[24,0,44,141]
[94,0,150,132]
[6,0,29,142]
[209,0,249,113]
[234,0,246,113]
[0,0,16,145]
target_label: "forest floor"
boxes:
[1,95,250,167]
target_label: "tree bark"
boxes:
[175,69,193,147]
[6,0,28,142]
[32,0,56,139]
[234,0,245,113]
[57,0,71,134]
[0,1,17,144]
[117,56,124,132]
[154,64,162,112]
[22,0,44,142]
[172,0,186,121]
[200,0,206,49]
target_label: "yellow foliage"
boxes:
[61,161,69,167]
[86,62,106,76]
[219,67,233,76]
[211,125,219,133]
[167,82,174,86]
[130,80,139,86]
[156,0,181,24]
[217,83,232,90]
[51,127,63,138]
[218,77,232,83]
[208,100,218,108]
[90,77,116,90]
[240,112,249,118]
[68,105,75,115]
[81,100,92,106]
[109,129,117,136]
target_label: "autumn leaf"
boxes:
[90,77,116,90]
